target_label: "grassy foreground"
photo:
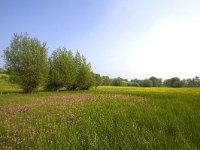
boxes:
[0,77,200,149]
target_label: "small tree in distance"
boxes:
[112,78,122,86]
[163,77,184,88]
[4,33,48,93]
[149,76,162,87]
[143,79,153,87]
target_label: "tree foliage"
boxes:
[130,79,143,87]
[102,76,112,86]
[186,76,200,87]
[72,52,94,90]
[45,48,75,91]
[163,77,184,88]
[112,78,122,86]
[142,79,153,87]
[4,33,48,93]
[94,74,102,88]
[149,76,162,87]
[46,49,94,91]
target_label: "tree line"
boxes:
[3,33,200,93]
[101,76,200,88]
[4,33,101,93]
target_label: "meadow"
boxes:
[0,74,200,150]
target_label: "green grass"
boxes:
[0,74,21,93]
[0,78,200,149]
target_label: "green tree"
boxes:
[185,76,200,87]
[102,76,112,86]
[142,79,153,87]
[94,74,102,88]
[112,78,122,86]
[163,79,171,87]
[131,79,143,87]
[46,50,94,91]
[149,76,162,87]
[163,77,184,88]
[171,77,183,87]
[127,82,140,87]
[46,48,76,91]
[4,33,48,93]
[75,53,94,90]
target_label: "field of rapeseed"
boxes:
[0,76,200,149]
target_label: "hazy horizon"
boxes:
[1,0,200,80]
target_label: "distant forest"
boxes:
[101,76,200,88]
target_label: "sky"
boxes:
[0,0,200,80]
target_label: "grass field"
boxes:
[0,75,200,149]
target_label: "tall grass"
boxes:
[0,79,200,149]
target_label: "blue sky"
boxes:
[1,0,200,79]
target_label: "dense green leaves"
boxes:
[102,76,200,88]
[45,48,75,91]
[164,77,184,87]
[142,79,153,87]
[102,76,112,86]
[149,76,162,87]
[46,49,95,91]
[4,33,48,93]
[73,52,95,90]
[94,74,102,88]
[4,33,96,92]
[112,78,122,86]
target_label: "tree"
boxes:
[171,77,184,87]
[163,79,171,87]
[102,76,112,86]
[94,74,102,88]
[45,48,76,91]
[163,77,184,88]
[149,76,162,87]
[112,78,122,86]
[142,79,153,87]
[4,33,48,93]
[186,76,200,87]
[75,53,95,90]
[191,76,200,87]
[131,79,143,87]
[46,50,94,91]
[127,82,140,87]
[69,51,82,90]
